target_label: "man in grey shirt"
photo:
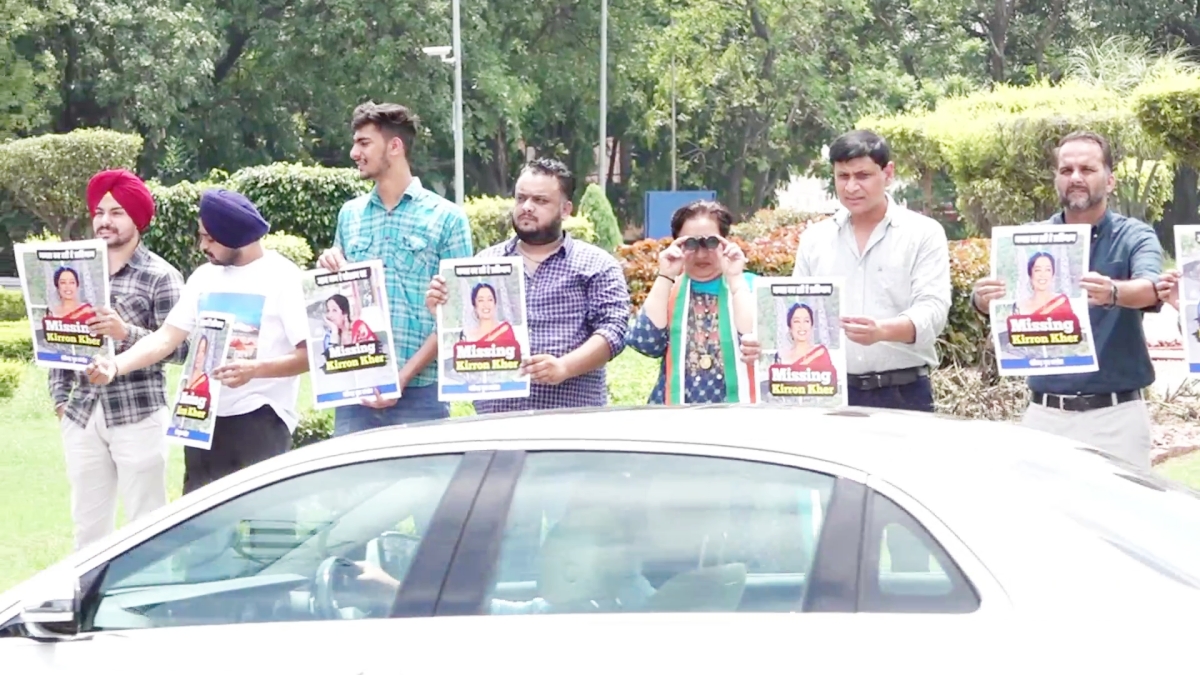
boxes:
[741,129,952,412]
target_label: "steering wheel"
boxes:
[312,556,358,620]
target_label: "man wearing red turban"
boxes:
[52,168,189,551]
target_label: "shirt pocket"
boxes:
[343,231,374,261]
[113,294,152,326]
[875,260,913,312]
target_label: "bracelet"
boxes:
[656,273,676,284]
[1108,281,1120,308]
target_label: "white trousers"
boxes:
[1021,398,1153,470]
[61,404,170,551]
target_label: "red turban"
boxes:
[86,169,155,232]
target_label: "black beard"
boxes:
[511,213,563,246]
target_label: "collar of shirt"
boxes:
[832,194,900,232]
[500,232,577,259]
[1048,208,1114,241]
[366,177,427,212]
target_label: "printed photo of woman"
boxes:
[185,334,211,397]
[775,302,836,373]
[323,293,374,350]
[461,282,517,345]
[47,266,95,322]
[1016,251,1072,317]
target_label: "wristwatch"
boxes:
[1107,281,1119,309]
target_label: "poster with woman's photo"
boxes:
[436,257,531,402]
[13,239,113,370]
[990,224,1099,377]
[1173,225,1200,374]
[166,311,235,450]
[753,277,848,408]
[301,260,402,409]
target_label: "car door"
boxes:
[1,446,490,675]
[429,441,1005,621]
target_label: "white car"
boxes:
[2,405,1199,673]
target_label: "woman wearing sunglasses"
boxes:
[628,200,757,404]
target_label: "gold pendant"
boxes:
[698,354,713,370]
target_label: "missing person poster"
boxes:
[13,239,113,370]
[301,260,402,409]
[1173,225,1200,374]
[753,277,848,407]
[436,257,531,402]
[989,224,1099,377]
[166,311,235,449]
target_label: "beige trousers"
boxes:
[61,404,170,551]
[1021,398,1153,470]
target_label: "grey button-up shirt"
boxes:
[791,198,951,375]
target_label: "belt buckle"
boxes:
[868,373,885,390]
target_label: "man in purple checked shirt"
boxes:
[425,158,631,412]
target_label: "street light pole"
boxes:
[598,0,608,190]
[671,48,677,191]
[452,0,464,206]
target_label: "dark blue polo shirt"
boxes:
[1028,210,1163,396]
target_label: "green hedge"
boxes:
[145,163,370,276]
[1132,72,1200,167]
[0,320,32,362]
[292,409,334,448]
[0,289,25,321]
[262,232,314,268]
[0,360,22,399]
[579,184,622,253]
[464,195,597,250]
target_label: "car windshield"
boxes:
[1012,450,1200,588]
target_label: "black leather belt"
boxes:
[847,366,929,391]
[1029,389,1142,413]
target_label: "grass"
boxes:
[1,347,1196,594]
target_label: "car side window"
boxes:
[84,454,463,632]
[859,490,980,613]
[482,451,836,615]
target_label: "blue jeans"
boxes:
[333,384,449,436]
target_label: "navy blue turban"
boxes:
[199,188,271,249]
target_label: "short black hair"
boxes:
[669,200,734,239]
[1056,130,1114,171]
[351,101,419,156]
[520,158,575,201]
[828,130,891,169]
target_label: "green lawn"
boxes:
[0,348,1195,594]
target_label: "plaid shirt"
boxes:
[475,234,630,414]
[335,178,473,387]
[50,245,188,428]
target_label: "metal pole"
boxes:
[452,0,464,206]
[671,48,677,191]
[598,0,608,190]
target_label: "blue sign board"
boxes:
[643,190,717,240]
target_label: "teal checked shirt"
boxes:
[334,178,473,387]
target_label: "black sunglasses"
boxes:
[682,236,721,251]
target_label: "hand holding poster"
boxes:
[436,257,531,402]
[301,260,402,409]
[13,239,114,369]
[989,224,1099,376]
[1173,225,1200,374]
[753,277,848,407]
[167,311,235,449]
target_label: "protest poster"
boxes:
[436,257,531,402]
[166,311,235,449]
[1174,225,1200,374]
[301,260,402,409]
[989,223,1099,376]
[13,239,113,370]
[753,277,848,407]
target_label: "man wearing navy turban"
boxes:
[53,168,188,551]
[87,188,310,493]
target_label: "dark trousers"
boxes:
[848,375,935,413]
[849,375,934,572]
[183,405,292,495]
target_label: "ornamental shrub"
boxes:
[579,183,622,253]
[0,320,32,361]
[262,232,315,269]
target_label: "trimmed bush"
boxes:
[0,360,22,399]
[1133,72,1200,167]
[0,129,143,239]
[0,289,25,321]
[292,409,334,448]
[731,209,821,242]
[463,195,597,250]
[144,179,212,276]
[263,232,314,269]
[0,320,32,361]
[579,184,622,253]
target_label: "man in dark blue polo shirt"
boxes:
[971,131,1162,469]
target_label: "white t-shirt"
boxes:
[166,251,308,431]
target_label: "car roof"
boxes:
[295,404,1096,481]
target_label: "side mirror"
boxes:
[18,570,81,641]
